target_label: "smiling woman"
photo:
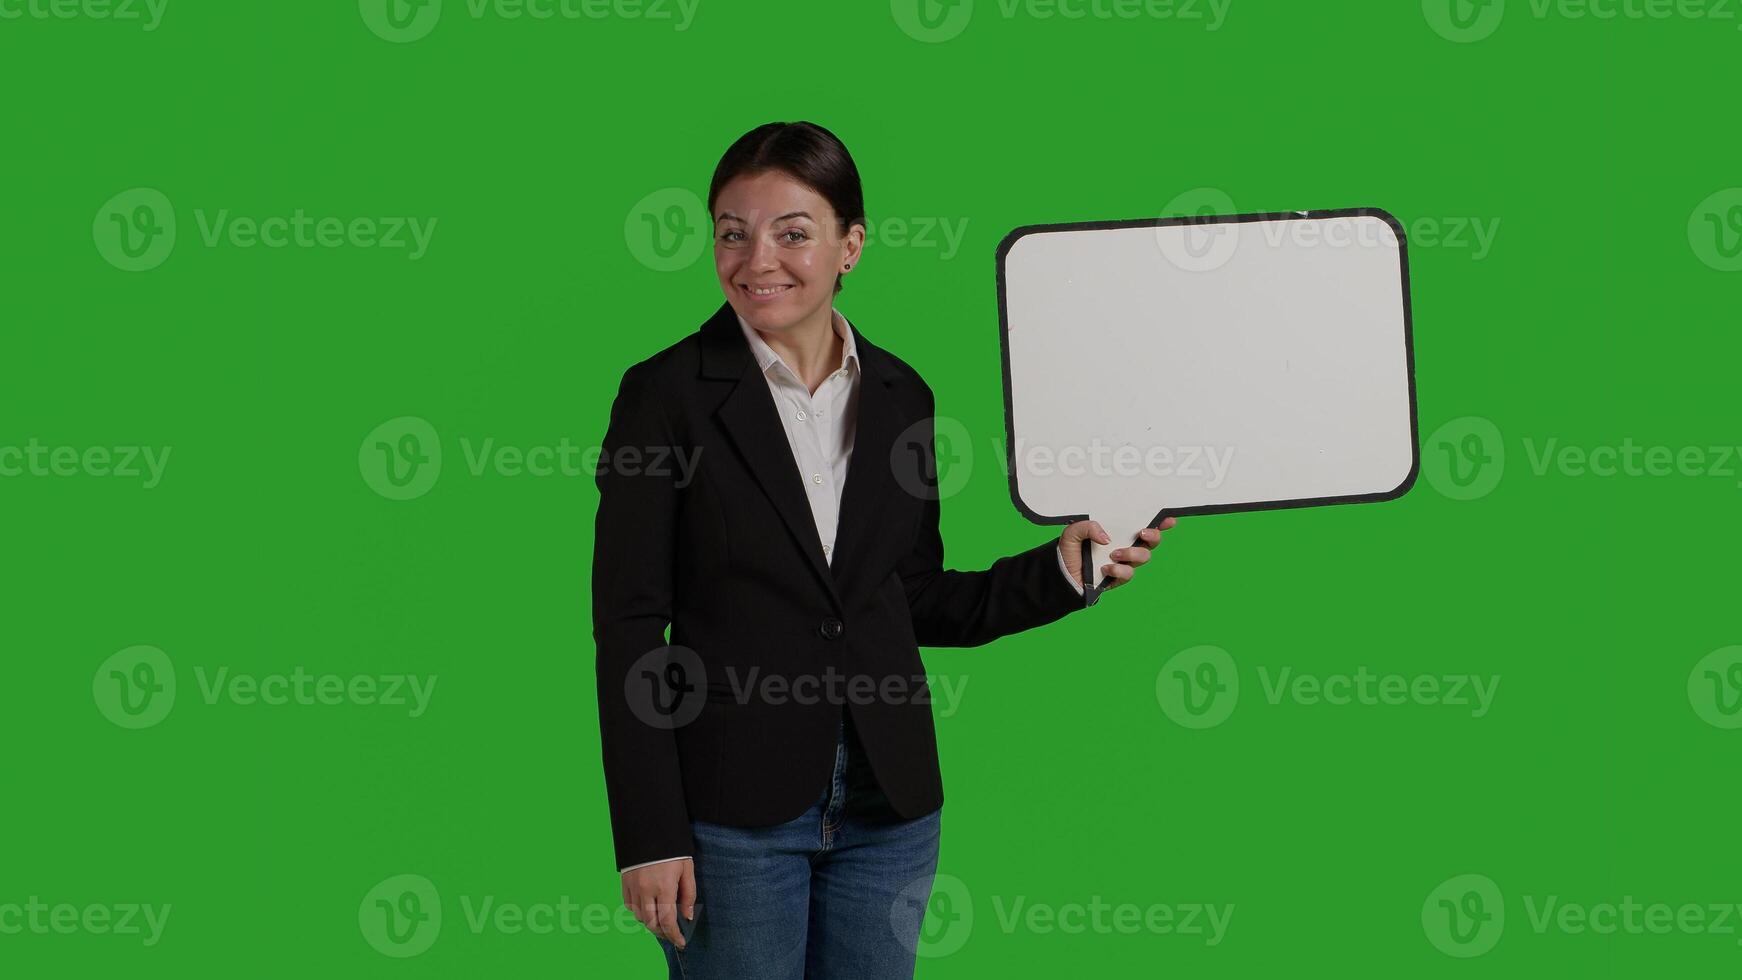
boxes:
[709,124,867,357]
[592,120,1169,980]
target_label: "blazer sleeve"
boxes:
[895,387,1086,647]
[592,363,697,871]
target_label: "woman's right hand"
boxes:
[622,858,696,949]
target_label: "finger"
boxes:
[1113,546,1152,566]
[1100,563,1134,587]
[1090,521,1110,544]
[654,885,685,948]
[679,863,697,922]
[636,898,657,932]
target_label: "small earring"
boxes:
[843,263,852,271]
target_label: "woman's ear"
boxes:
[841,221,866,271]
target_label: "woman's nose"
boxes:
[747,234,780,270]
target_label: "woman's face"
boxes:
[712,170,863,332]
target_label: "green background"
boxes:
[3,0,1738,975]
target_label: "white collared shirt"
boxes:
[735,307,861,567]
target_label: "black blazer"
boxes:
[593,301,1086,870]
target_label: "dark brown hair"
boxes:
[708,121,867,294]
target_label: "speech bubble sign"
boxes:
[996,208,1418,602]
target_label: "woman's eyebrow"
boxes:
[715,210,814,223]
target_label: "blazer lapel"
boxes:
[700,301,903,613]
[828,334,897,594]
[703,303,842,611]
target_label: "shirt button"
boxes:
[812,474,823,484]
[822,544,831,555]
[796,410,807,421]
[818,617,845,640]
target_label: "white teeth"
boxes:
[748,285,791,296]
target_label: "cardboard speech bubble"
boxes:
[996,208,1419,602]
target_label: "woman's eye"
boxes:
[782,229,808,244]
[719,230,743,243]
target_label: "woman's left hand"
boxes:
[1059,517,1178,591]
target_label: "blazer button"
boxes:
[818,617,845,641]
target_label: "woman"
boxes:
[593,120,1173,979]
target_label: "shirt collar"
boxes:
[736,307,860,383]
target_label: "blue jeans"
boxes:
[659,717,942,979]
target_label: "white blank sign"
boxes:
[996,209,1418,598]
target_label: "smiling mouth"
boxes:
[744,284,794,297]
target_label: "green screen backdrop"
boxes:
[3,0,1739,975]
